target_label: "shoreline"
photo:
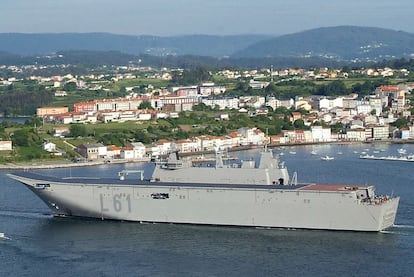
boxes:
[1,139,411,170]
[0,158,151,170]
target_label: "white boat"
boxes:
[360,154,414,162]
[398,148,407,155]
[310,150,318,155]
[7,148,399,232]
[321,155,334,161]
[0,232,9,240]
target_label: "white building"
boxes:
[357,103,372,115]
[311,126,332,142]
[319,97,343,110]
[120,146,135,160]
[130,142,146,159]
[198,83,226,96]
[42,142,56,152]
[175,139,198,153]
[0,140,12,151]
[319,98,330,110]
[237,127,265,145]
[346,129,366,141]
[201,97,239,110]
[195,135,216,151]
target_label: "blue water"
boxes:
[1,143,414,276]
[0,117,30,124]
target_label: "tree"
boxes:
[172,67,211,85]
[133,130,152,144]
[12,129,29,146]
[63,82,77,91]
[330,122,344,133]
[265,82,277,94]
[138,101,153,110]
[293,119,305,129]
[393,118,408,129]
[69,124,87,137]
[317,80,348,96]
[193,103,212,111]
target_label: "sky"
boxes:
[1,0,413,36]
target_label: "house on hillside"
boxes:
[77,143,107,160]
[43,142,56,152]
[0,140,12,151]
[107,145,121,159]
[120,145,134,160]
[53,127,70,137]
[130,142,146,159]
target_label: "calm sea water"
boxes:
[1,143,414,276]
[0,117,30,124]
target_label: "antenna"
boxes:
[270,65,273,82]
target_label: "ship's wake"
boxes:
[380,224,414,235]
[0,233,10,240]
[0,209,52,219]
[393,224,414,229]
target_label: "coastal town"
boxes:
[1,63,414,163]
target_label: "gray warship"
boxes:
[7,148,399,231]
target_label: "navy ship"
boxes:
[7,148,399,231]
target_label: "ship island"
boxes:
[7,147,399,232]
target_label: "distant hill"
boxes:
[0,50,345,71]
[232,26,414,61]
[0,33,270,57]
[1,26,414,68]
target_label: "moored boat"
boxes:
[360,154,414,162]
[321,155,334,161]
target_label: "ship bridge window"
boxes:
[151,193,169,200]
[35,183,50,189]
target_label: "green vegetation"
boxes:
[0,86,53,116]
[0,61,413,164]
[172,67,212,85]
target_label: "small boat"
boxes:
[398,148,407,155]
[0,232,9,240]
[289,151,296,155]
[321,155,334,161]
[360,154,414,162]
[310,150,318,155]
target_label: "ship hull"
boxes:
[8,172,399,232]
